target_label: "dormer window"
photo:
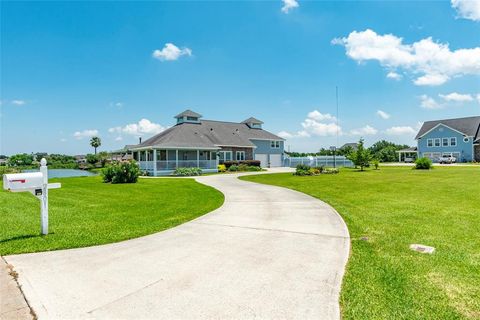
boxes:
[242,117,264,129]
[175,110,202,124]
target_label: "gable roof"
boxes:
[415,116,480,140]
[242,117,264,124]
[131,119,284,150]
[175,110,202,119]
[340,142,358,150]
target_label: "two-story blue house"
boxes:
[129,110,286,175]
[415,116,480,162]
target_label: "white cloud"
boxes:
[110,102,124,108]
[477,94,480,104]
[385,126,416,136]
[420,95,442,109]
[73,129,99,140]
[376,110,391,119]
[277,110,340,138]
[386,71,402,80]
[350,125,378,136]
[11,100,26,105]
[307,110,337,122]
[451,0,480,21]
[281,0,299,13]
[152,43,192,61]
[439,92,474,102]
[277,131,293,139]
[109,118,165,138]
[333,29,480,86]
[115,136,123,141]
[60,138,67,142]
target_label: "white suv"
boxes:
[438,154,456,164]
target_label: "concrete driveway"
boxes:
[6,170,350,320]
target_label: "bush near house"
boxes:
[223,160,261,168]
[217,164,227,172]
[102,160,140,183]
[415,157,433,170]
[173,167,202,176]
[294,164,326,176]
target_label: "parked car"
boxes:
[438,154,456,164]
[404,157,415,163]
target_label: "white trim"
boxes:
[249,137,286,142]
[130,146,221,151]
[416,123,470,139]
[215,144,257,149]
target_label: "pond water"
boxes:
[23,169,97,178]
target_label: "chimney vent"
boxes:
[139,137,142,144]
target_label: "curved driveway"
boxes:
[6,170,350,320]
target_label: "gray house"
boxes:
[129,110,285,175]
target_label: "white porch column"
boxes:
[145,151,148,170]
[176,149,179,168]
[197,150,200,168]
[153,149,157,176]
[399,152,401,162]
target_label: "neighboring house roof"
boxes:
[340,143,358,150]
[175,110,202,118]
[397,147,418,153]
[132,118,284,150]
[242,117,264,124]
[415,116,480,140]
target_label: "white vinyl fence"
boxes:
[284,156,354,168]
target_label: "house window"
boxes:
[219,151,232,162]
[434,138,441,147]
[463,137,469,143]
[270,140,280,149]
[427,139,433,147]
[236,151,245,161]
[157,150,167,161]
[450,137,457,146]
[187,116,198,121]
[442,138,449,147]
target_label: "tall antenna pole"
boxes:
[336,86,339,148]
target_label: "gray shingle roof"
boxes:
[132,119,284,150]
[415,116,480,140]
[242,117,264,124]
[174,110,202,118]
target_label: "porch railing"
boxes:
[139,160,217,171]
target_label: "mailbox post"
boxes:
[3,158,61,235]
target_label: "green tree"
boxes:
[7,153,35,166]
[348,138,372,171]
[90,136,101,155]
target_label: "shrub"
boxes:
[323,168,339,174]
[241,160,261,167]
[223,160,261,168]
[228,165,239,172]
[102,160,140,184]
[372,159,380,170]
[173,167,202,176]
[415,157,432,170]
[295,164,312,176]
[217,164,227,172]
[246,166,262,171]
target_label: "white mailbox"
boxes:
[3,172,44,193]
[2,158,61,235]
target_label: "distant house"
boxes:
[415,116,480,162]
[340,143,358,151]
[128,110,285,175]
[74,155,87,164]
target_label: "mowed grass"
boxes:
[241,167,480,320]
[0,176,224,255]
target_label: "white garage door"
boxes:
[269,154,282,167]
[254,154,268,167]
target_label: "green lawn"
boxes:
[0,176,224,255]
[241,167,480,320]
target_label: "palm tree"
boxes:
[90,136,101,155]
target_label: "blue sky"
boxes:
[1,0,479,155]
